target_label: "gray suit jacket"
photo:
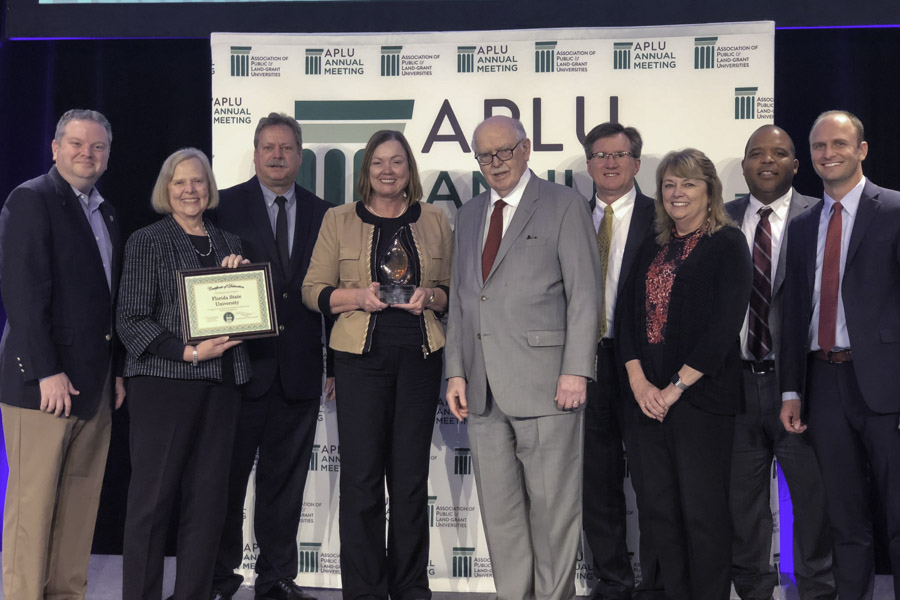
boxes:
[726,189,818,382]
[445,171,602,418]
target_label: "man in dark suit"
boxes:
[445,115,601,600]
[0,109,125,600]
[727,124,835,600]
[213,113,332,600]
[780,110,900,599]
[580,122,659,600]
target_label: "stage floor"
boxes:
[0,555,893,599]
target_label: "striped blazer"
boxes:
[117,214,251,383]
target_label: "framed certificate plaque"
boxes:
[176,263,279,344]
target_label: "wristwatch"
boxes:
[670,373,688,391]
[192,347,199,367]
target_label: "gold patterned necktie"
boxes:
[597,204,614,338]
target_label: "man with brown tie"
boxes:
[780,111,900,599]
[727,124,834,600]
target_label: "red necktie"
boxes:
[748,206,773,360]
[482,199,506,282]
[818,201,842,352]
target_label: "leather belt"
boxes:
[743,360,775,374]
[814,349,852,363]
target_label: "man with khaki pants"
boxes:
[0,109,125,599]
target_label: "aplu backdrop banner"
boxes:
[211,21,775,593]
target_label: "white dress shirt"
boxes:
[593,187,636,339]
[738,190,791,360]
[482,169,532,246]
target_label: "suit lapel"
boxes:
[617,194,654,299]
[51,168,111,291]
[470,194,490,285]
[846,182,880,267]
[483,175,539,285]
[801,202,823,293]
[287,184,314,281]
[773,190,811,297]
[246,179,282,273]
[99,201,122,297]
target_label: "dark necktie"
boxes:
[274,195,290,276]
[818,201,843,352]
[748,206,773,360]
[597,205,614,339]
[482,199,506,282]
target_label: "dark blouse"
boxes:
[357,202,423,348]
[645,225,706,344]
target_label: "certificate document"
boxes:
[177,263,278,343]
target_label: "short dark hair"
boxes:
[811,110,865,145]
[743,124,796,158]
[55,109,113,145]
[356,130,424,205]
[583,122,642,159]
[254,112,303,149]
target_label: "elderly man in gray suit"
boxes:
[445,115,601,600]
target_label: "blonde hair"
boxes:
[151,148,219,214]
[654,148,733,244]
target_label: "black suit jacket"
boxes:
[213,176,331,401]
[618,226,752,415]
[0,166,122,418]
[780,179,900,414]
[726,189,819,385]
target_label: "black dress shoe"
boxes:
[256,578,318,600]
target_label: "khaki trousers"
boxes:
[1,391,112,600]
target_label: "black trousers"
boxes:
[583,343,633,599]
[123,376,240,600]
[730,366,835,600]
[334,345,442,600]
[624,398,735,600]
[806,358,900,600]
[214,378,320,594]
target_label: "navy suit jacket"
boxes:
[0,166,123,418]
[727,189,819,385]
[780,179,900,414]
[213,176,331,401]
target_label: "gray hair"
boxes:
[253,112,303,149]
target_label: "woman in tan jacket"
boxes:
[302,130,451,600]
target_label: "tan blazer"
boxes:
[302,201,452,355]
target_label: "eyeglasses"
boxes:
[474,138,525,166]
[588,151,635,161]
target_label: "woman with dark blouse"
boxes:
[302,131,451,600]
[617,148,752,600]
[117,148,251,600]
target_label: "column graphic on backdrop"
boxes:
[694,36,717,68]
[212,22,776,594]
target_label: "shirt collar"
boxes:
[748,188,792,223]
[71,184,104,210]
[823,176,866,219]
[260,181,296,208]
[490,169,532,208]
[594,186,636,219]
